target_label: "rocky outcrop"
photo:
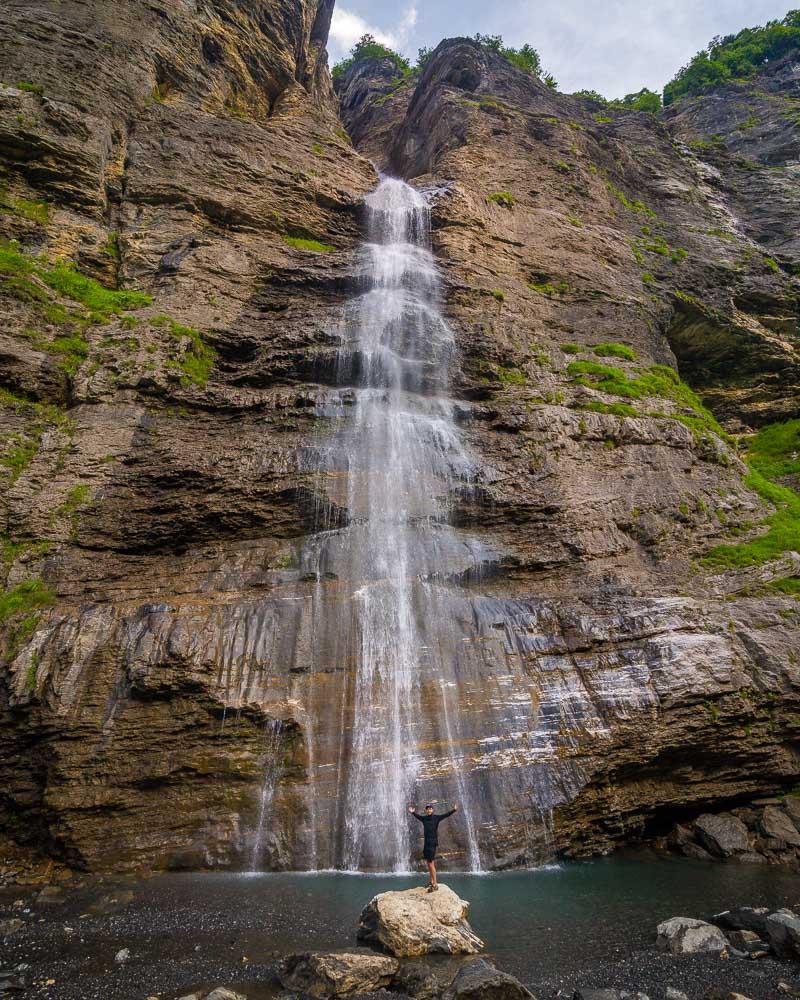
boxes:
[357,886,484,957]
[662,798,800,867]
[0,6,798,875]
[279,951,399,996]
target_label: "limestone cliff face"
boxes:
[1,9,799,872]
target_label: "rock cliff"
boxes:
[1,6,799,872]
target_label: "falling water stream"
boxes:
[248,178,594,872]
[325,177,480,872]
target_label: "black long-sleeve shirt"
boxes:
[412,809,455,848]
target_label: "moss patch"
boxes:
[592,342,635,360]
[704,471,800,569]
[0,578,54,624]
[153,315,216,387]
[283,236,335,253]
[747,419,800,481]
[487,191,515,208]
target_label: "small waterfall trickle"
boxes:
[249,719,284,871]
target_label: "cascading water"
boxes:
[307,177,483,872]
[242,177,599,873]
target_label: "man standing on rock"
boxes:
[408,802,458,891]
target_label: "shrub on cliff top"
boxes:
[473,34,558,88]
[332,34,411,85]
[664,11,800,105]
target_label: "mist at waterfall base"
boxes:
[7,857,800,999]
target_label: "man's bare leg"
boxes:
[426,860,437,889]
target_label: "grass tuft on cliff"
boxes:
[746,418,800,481]
[0,578,54,624]
[592,342,636,360]
[567,360,726,438]
[0,240,151,319]
[283,236,336,253]
[703,471,800,569]
[153,316,216,388]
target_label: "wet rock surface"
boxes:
[0,3,799,876]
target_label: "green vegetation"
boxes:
[283,236,336,253]
[764,255,780,273]
[770,576,800,597]
[472,34,557,88]
[487,191,514,208]
[581,401,637,417]
[606,181,655,216]
[529,279,568,296]
[332,34,411,85]
[576,87,661,112]
[495,365,526,385]
[704,470,800,569]
[0,435,38,480]
[561,343,582,354]
[746,418,800,480]
[567,360,724,437]
[153,315,216,387]
[592,342,635,360]
[491,288,505,302]
[0,578,54,624]
[0,184,49,224]
[664,11,800,105]
[0,240,150,320]
[57,484,90,517]
[633,231,688,264]
[16,81,44,95]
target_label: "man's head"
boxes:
[425,803,434,814]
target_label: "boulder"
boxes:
[783,797,800,828]
[666,991,688,1000]
[357,886,484,958]
[279,951,399,997]
[726,929,769,955]
[205,991,247,1000]
[765,909,800,960]
[392,957,470,999]
[710,907,770,936]
[694,813,750,857]
[442,958,534,999]
[760,807,800,847]
[656,917,728,955]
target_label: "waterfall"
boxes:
[312,177,482,872]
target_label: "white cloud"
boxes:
[328,4,419,63]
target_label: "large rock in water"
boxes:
[656,917,728,955]
[357,886,484,957]
[279,951,399,997]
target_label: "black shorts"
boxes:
[423,845,437,862]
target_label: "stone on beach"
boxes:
[442,958,535,999]
[357,885,484,957]
[765,909,800,960]
[279,951,399,997]
[656,917,728,955]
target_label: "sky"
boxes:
[327,1,793,99]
